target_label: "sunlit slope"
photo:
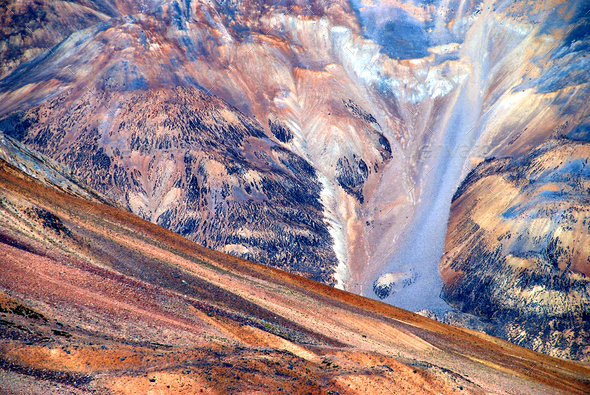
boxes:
[0,140,589,394]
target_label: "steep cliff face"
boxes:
[359,0,590,313]
[441,139,590,360]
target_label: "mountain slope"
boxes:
[1,0,590,361]
[441,138,590,361]
[0,137,589,394]
[0,0,155,79]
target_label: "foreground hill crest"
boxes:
[0,135,588,394]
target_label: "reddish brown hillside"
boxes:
[0,149,589,393]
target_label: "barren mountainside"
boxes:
[0,134,589,394]
[441,138,590,361]
[1,0,590,362]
